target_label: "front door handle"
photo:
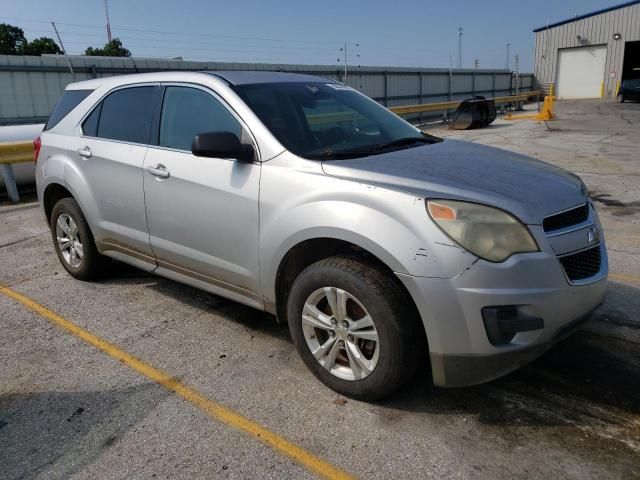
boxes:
[146,163,170,178]
[77,146,92,158]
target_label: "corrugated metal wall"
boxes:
[533,2,640,98]
[0,55,534,125]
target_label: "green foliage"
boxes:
[21,37,62,55]
[0,23,62,56]
[0,23,27,54]
[84,38,131,57]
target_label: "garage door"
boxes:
[556,46,607,99]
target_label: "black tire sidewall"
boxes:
[50,197,102,280]
[287,258,415,400]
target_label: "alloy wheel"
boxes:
[301,286,379,381]
[55,213,83,268]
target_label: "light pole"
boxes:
[457,27,463,69]
[505,42,511,70]
[339,43,347,84]
[338,43,359,86]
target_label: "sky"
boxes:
[0,0,626,71]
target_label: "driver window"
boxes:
[159,86,242,151]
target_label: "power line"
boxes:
[0,16,513,69]
[0,16,347,46]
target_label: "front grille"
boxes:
[559,246,601,281]
[543,204,589,233]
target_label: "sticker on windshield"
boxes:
[326,83,354,91]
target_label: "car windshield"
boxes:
[233,82,440,160]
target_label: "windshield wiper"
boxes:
[364,136,434,152]
[306,135,440,160]
[305,149,372,160]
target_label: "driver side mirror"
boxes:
[191,131,255,162]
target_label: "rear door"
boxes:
[142,84,261,299]
[76,85,158,267]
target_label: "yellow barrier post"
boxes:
[600,81,605,99]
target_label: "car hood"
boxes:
[320,139,586,224]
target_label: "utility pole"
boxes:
[457,27,463,69]
[505,42,511,70]
[51,22,74,74]
[104,0,112,42]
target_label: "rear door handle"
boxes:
[77,146,92,158]
[146,164,170,178]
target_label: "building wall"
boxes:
[0,55,534,125]
[534,2,640,98]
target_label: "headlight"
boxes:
[427,200,539,262]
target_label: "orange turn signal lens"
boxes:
[428,201,457,221]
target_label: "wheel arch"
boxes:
[43,183,74,224]
[272,235,421,331]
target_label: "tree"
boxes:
[20,37,62,55]
[85,38,131,57]
[0,23,27,55]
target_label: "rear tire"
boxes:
[617,93,625,103]
[51,197,107,280]
[287,255,423,401]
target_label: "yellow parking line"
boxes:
[609,273,640,285]
[0,285,353,480]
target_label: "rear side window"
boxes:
[95,86,156,144]
[159,86,241,151]
[44,89,93,131]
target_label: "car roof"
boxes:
[205,71,336,85]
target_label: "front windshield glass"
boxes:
[233,82,440,159]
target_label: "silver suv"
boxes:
[36,71,608,399]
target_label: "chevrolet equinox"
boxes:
[35,71,608,400]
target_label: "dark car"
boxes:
[617,79,640,103]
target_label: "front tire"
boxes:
[617,93,625,103]
[287,255,423,400]
[51,197,107,280]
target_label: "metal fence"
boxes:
[0,55,535,125]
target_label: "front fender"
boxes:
[259,158,477,302]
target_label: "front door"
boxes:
[143,85,261,300]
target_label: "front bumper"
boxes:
[397,241,608,387]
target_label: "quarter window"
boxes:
[159,86,241,151]
[44,89,93,131]
[95,86,156,144]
